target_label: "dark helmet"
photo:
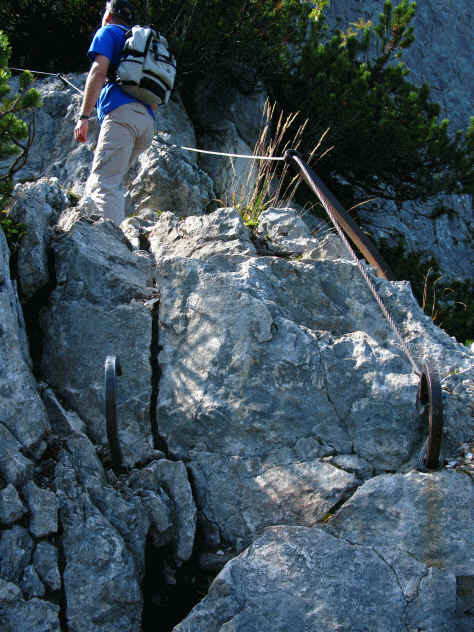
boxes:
[107,0,135,25]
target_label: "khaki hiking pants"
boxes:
[85,102,155,224]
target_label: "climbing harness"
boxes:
[284,150,443,469]
[105,355,123,473]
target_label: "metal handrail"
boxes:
[105,355,123,472]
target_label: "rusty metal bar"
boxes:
[105,355,123,473]
[285,149,394,280]
[417,360,443,469]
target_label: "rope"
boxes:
[178,146,286,161]
[7,67,84,95]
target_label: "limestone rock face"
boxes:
[175,472,472,632]
[1,5,472,627]
[0,230,50,486]
[154,239,472,550]
[39,218,157,467]
[192,79,268,201]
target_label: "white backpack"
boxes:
[115,25,176,106]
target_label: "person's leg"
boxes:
[128,103,155,168]
[85,103,154,224]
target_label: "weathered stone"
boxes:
[40,218,157,467]
[148,207,256,261]
[128,459,197,562]
[0,576,60,632]
[41,385,88,437]
[192,79,267,200]
[155,251,472,549]
[0,526,34,584]
[328,470,474,575]
[125,141,215,218]
[56,453,143,632]
[7,178,68,301]
[174,526,411,632]
[0,230,50,478]
[23,480,58,538]
[0,425,34,487]
[256,207,348,261]
[20,565,45,599]
[33,542,61,592]
[190,455,356,550]
[0,484,26,526]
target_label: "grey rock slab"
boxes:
[328,470,474,575]
[174,526,409,632]
[190,454,356,550]
[23,480,58,538]
[192,79,267,200]
[20,564,45,599]
[8,178,68,301]
[148,208,256,261]
[0,424,34,487]
[56,454,143,632]
[0,484,26,526]
[33,541,61,592]
[256,207,348,261]
[155,253,472,547]
[0,578,61,632]
[128,459,197,562]
[0,525,34,584]
[0,230,50,470]
[125,140,215,218]
[40,218,156,466]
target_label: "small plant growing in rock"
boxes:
[0,209,26,251]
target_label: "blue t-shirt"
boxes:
[88,24,154,125]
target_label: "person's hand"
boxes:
[74,119,89,143]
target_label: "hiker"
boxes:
[74,0,155,225]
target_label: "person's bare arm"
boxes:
[74,54,110,143]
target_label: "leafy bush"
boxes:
[0,30,41,207]
[0,0,104,72]
[273,0,473,206]
[0,209,26,252]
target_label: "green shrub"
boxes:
[0,209,26,252]
[0,30,42,207]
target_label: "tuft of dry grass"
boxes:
[224,100,328,228]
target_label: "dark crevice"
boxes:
[55,520,70,632]
[20,249,57,378]
[141,525,221,632]
[150,297,168,455]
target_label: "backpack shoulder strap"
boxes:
[106,24,132,82]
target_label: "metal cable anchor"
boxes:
[417,361,443,469]
[105,355,123,472]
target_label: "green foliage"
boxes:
[0,209,26,252]
[0,31,42,207]
[0,1,105,72]
[274,1,473,206]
